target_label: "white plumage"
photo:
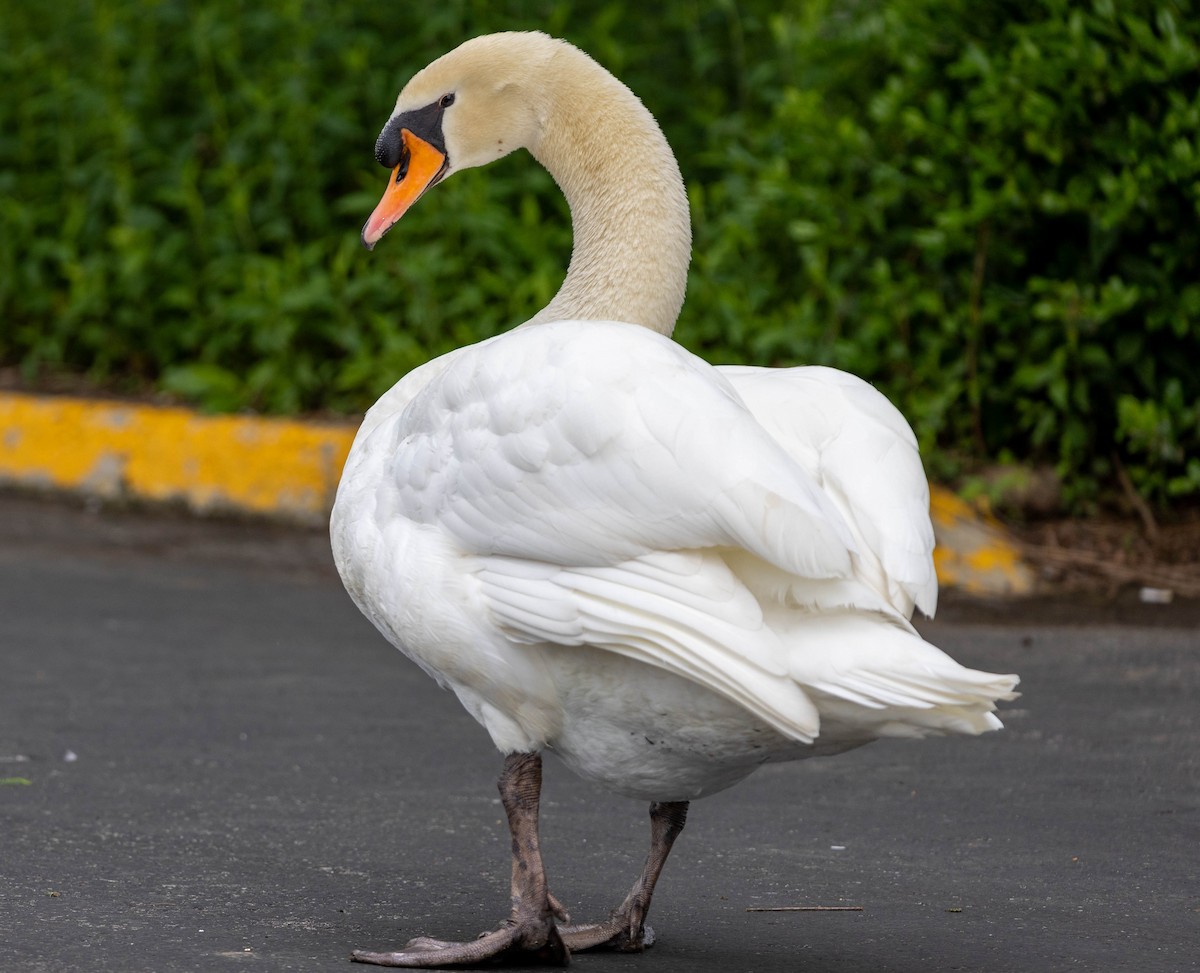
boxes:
[332,31,1018,966]
[334,315,1015,798]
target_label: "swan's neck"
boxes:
[525,51,691,337]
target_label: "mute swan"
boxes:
[332,31,1018,968]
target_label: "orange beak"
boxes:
[361,129,449,250]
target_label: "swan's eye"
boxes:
[440,93,456,109]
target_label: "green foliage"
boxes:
[2,0,1198,509]
[681,0,1200,509]
[1116,382,1200,498]
[0,0,579,412]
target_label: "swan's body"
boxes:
[332,32,1017,967]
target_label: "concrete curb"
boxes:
[0,391,352,526]
[0,390,1034,595]
[929,488,1034,596]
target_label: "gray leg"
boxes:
[352,752,569,968]
[560,800,689,952]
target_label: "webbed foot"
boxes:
[352,919,568,967]
[559,917,655,953]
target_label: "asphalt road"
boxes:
[1,494,1197,973]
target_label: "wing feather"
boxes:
[390,321,858,579]
[720,365,938,617]
[475,550,821,742]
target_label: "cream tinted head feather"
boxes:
[387,32,569,176]
[364,32,692,335]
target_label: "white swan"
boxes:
[331,31,1018,968]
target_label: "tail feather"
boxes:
[769,607,1019,739]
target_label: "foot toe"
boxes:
[352,921,569,968]
[548,892,571,924]
[559,917,653,953]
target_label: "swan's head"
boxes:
[362,32,559,249]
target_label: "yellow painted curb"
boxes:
[0,391,354,525]
[0,390,1033,594]
[930,486,1035,596]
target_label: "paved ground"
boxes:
[1,494,1197,972]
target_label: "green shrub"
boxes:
[681,0,1200,510]
[0,0,581,412]
[2,0,1198,510]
